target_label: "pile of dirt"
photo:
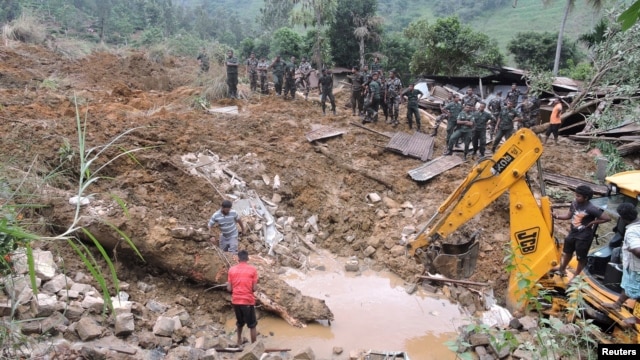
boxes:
[0,41,622,356]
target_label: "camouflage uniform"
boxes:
[226,52,239,98]
[471,109,494,157]
[462,93,481,108]
[446,108,475,159]
[364,77,382,123]
[269,58,285,95]
[318,71,336,115]
[283,58,297,99]
[349,71,365,116]
[491,106,522,153]
[443,100,463,145]
[487,96,503,136]
[370,60,383,75]
[402,87,424,131]
[506,87,521,106]
[432,95,453,136]
[519,96,540,128]
[385,76,403,127]
[298,60,312,100]
[245,55,259,92]
[197,51,209,73]
[257,59,270,94]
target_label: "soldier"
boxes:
[520,94,540,128]
[226,50,239,98]
[443,95,463,146]
[362,64,371,84]
[318,68,336,115]
[488,91,503,137]
[444,104,475,160]
[196,47,209,73]
[385,70,403,127]
[432,92,454,136]
[370,56,383,74]
[349,66,365,116]
[363,72,382,124]
[470,102,494,158]
[269,55,285,96]
[283,56,297,100]
[402,83,424,131]
[462,88,482,108]
[245,52,259,92]
[298,57,312,100]
[491,100,522,153]
[257,56,270,94]
[506,83,521,106]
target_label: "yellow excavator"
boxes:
[407,128,640,343]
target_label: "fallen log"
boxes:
[314,145,394,190]
[617,141,640,156]
[416,275,490,287]
[38,183,334,327]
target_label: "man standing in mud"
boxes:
[363,71,382,124]
[245,52,259,92]
[226,50,239,98]
[488,91,503,139]
[506,83,521,106]
[196,48,209,73]
[444,104,475,159]
[318,68,336,115]
[349,66,365,116]
[402,83,423,131]
[257,56,270,94]
[298,57,312,100]
[283,56,297,100]
[208,200,245,254]
[269,55,285,96]
[470,102,494,158]
[462,88,481,109]
[227,250,258,346]
[385,70,403,127]
[443,95,463,146]
[491,100,522,153]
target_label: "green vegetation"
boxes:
[507,32,580,71]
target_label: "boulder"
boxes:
[76,317,103,341]
[238,340,265,360]
[114,313,135,337]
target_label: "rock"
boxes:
[0,296,11,316]
[333,346,343,355]
[195,335,221,350]
[81,345,108,360]
[344,235,355,243]
[262,354,283,360]
[293,346,316,360]
[306,215,319,233]
[238,340,265,360]
[69,282,93,294]
[137,281,156,293]
[366,237,381,248]
[403,208,413,218]
[165,346,204,360]
[176,296,193,307]
[137,331,159,349]
[170,226,195,238]
[344,258,359,272]
[509,318,522,330]
[367,193,381,203]
[513,348,534,360]
[390,245,405,257]
[457,289,475,308]
[81,295,105,313]
[317,231,330,240]
[146,299,168,313]
[202,349,221,360]
[489,342,510,359]
[475,346,487,356]
[3,275,38,304]
[76,317,103,341]
[153,316,176,337]
[165,307,191,326]
[20,320,41,335]
[11,249,57,280]
[382,196,400,209]
[115,313,135,336]
[272,193,282,204]
[400,201,414,209]
[558,323,580,336]
[31,293,58,317]
[57,289,80,300]
[363,246,376,257]
[63,303,85,321]
[405,283,417,294]
[376,209,386,218]
[111,298,132,316]
[41,311,69,335]
[518,315,538,331]
[469,333,491,346]
[42,274,74,294]
[401,225,416,235]
[273,244,291,256]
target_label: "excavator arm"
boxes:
[408,128,562,311]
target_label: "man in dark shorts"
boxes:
[552,185,611,276]
[227,250,258,346]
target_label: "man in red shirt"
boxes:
[227,250,258,346]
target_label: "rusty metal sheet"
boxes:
[385,131,435,161]
[542,171,608,195]
[408,156,464,182]
[305,126,346,142]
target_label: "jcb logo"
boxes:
[515,227,539,255]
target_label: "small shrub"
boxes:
[2,13,46,44]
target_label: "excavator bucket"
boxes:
[427,233,480,279]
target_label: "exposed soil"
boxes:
[1,41,630,353]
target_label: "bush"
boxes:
[2,12,46,44]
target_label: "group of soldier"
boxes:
[432,83,542,159]
[348,58,425,131]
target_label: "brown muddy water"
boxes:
[226,252,466,359]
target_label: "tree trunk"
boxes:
[40,186,334,327]
[553,0,572,76]
[359,38,365,69]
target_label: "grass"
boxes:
[1,12,46,45]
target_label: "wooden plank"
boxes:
[569,135,639,142]
[542,171,608,195]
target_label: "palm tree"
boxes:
[543,0,604,76]
[352,14,383,68]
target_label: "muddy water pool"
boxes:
[227,252,467,359]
